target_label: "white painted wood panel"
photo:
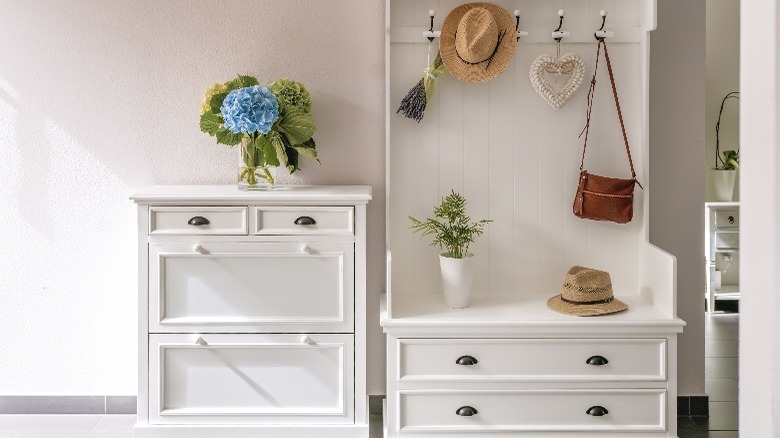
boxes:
[398,338,666,382]
[255,206,354,235]
[150,206,248,235]
[149,334,353,425]
[398,389,666,432]
[388,0,651,300]
[149,241,354,333]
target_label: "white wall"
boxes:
[0,0,706,400]
[649,0,707,398]
[740,0,780,434]
[706,0,740,201]
[0,0,385,395]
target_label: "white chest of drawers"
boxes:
[132,185,371,438]
[381,293,685,438]
[381,294,684,438]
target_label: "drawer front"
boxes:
[149,334,354,425]
[149,206,248,235]
[715,209,739,228]
[398,339,666,382]
[255,206,354,235]
[398,390,666,432]
[715,232,739,250]
[149,241,354,333]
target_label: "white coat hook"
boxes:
[422,9,441,41]
[514,10,528,40]
[552,9,571,41]
[595,10,615,40]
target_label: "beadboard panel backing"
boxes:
[388,0,651,300]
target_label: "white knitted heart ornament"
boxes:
[529,53,586,110]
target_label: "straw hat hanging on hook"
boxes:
[439,3,517,83]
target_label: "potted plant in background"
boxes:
[199,75,319,189]
[409,191,491,308]
[712,91,739,201]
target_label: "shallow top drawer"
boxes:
[255,206,354,235]
[398,338,666,382]
[715,209,739,228]
[149,207,248,235]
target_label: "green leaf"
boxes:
[209,92,229,113]
[285,146,299,173]
[277,106,317,145]
[294,138,319,162]
[255,135,272,166]
[216,128,242,146]
[264,133,281,166]
[269,131,288,168]
[199,112,222,135]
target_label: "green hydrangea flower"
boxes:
[269,78,312,113]
[200,82,229,115]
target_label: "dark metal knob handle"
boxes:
[728,215,735,224]
[456,406,478,416]
[294,216,316,226]
[188,216,210,226]
[586,406,608,417]
[586,355,609,366]
[456,355,478,366]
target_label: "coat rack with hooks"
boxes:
[391,7,639,44]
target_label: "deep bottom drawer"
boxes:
[399,390,666,432]
[149,334,354,425]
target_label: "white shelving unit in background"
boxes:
[705,201,740,313]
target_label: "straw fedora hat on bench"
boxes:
[439,2,518,83]
[547,266,628,317]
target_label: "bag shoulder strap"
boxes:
[579,40,640,185]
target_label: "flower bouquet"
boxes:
[199,75,318,189]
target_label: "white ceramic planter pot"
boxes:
[711,169,737,201]
[439,253,474,309]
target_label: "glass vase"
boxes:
[238,136,276,190]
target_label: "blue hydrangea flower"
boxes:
[220,85,279,134]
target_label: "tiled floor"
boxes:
[678,311,739,438]
[0,414,385,437]
[0,314,739,438]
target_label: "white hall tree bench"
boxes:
[132,185,371,438]
[382,0,684,437]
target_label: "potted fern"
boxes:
[409,191,491,308]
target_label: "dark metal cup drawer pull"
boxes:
[455,355,478,366]
[456,406,478,417]
[294,216,317,226]
[586,406,608,417]
[586,355,609,366]
[187,216,210,226]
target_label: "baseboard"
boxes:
[369,395,384,417]
[0,396,136,414]
[0,395,705,417]
[677,395,709,416]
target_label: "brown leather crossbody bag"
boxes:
[573,40,642,224]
